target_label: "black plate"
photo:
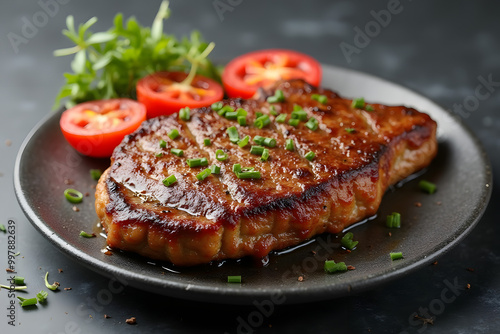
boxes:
[14,65,492,305]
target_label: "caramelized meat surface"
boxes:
[95,80,437,265]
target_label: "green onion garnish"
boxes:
[64,188,83,204]
[255,111,263,119]
[236,108,248,117]
[79,231,96,238]
[386,212,401,228]
[304,151,315,161]
[162,175,177,187]
[17,296,37,307]
[250,146,265,155]
[305,117,319,131]
[351,97,365,109]
[155,152,164,158]
[345,128,356,134]
[269,106,278,116]
[90,169,102,181]
[291,106,308,121]
[390,252,403,261]
[341,232,359,250]
[312,94,328,104]
[253,135,265,145]
[254,115,271,129]
[237,171,261,179]
[211,101,223,111]
[168,129,180,140]
[419,180,437,194]
[324,260,348,274]
[218,105,234,116]
[225,111,239,120]
[210,165,221,174]
[170,148,184,157]
[365,105,374,111]
[159,139,167,148]
[0,284,27,291]
[285,138,294,151]
[14,276,25,285]
[203,138,211,146]
[179,107,190,121]
[238,135,250,148]
[237,116,247,126]
[275,114,287,123]
[216,149,229,161]
[36,290,48,303]
[288,119,300,127]
[227,126,240,143]
[261,149,270,162]
[227,275,241,283]
[44,272,59,291]
[186,158,208,168]
[267,89,285,103]
[196,168,212,181]
[263,138,276,148]
[0,224,6,233]
[233,164,242,173]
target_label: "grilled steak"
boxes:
[95,80,437,266]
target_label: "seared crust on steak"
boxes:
[95,80,437,265]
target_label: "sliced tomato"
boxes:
[60,98,146,158]
[136,71,224,119]
[222,49,322,99]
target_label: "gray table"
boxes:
[1,1,499,333]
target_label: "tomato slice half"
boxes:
[136,71,224,119]
[222,49,322,99]
[60,98,146,158]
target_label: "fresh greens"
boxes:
[53,1,220,109]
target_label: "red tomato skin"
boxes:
[60,99,146,158]
[222,49,322,99]
[136,71,224,119]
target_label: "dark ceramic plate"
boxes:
[14,65,492,305]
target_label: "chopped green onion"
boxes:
[341,232,359,250]
[203,138,211,146]
[227,126,240,143]
[345,128,356,134]
[0,284,27,291]
[14,252,20,256]
[236,108,248,117]
[253,135,265,145]
[365,104,374,111]
[419,180,437,194]
[304,151,315,161]
[250,146,265,155]
[285,139,294,151]
[275,114,287,123]
[291,107,308,121]
[238,135,250,148]
[386,212,401,228]
[44,272,59,291]
[162,175,177,187]
[324,260,348,274]
[241,167,255,172]
[261,149,270,162]
[225,111,239,120]
[232,164,242,173]
[64,188,83,204]
[312,94,328,104]
[79,231,96,238]
[237,171,261,179]
[237,116,247,126]
[216,149,229,161]
[227,275,241,283]
[255,111,263,119]
[288,118,300,127]
[36,290,48,303]
[159,139,167,148]
[196,168,212,181]
[351,97,365,109]
[179,107,190,121]
[254,115,271,129]
[0,224,6,233]
[269,106,278,116]
[90,169,102,181]
[210,165,221,174]
[168,129,180,140]
[14,276,25,285]
[211,101,223,111]
[218,105,234,116]
[263,138,276,148]
[155,152,164,158]
[17,296,37,307]
[390,252,403,261]
[186,158,208,168]
[170,148,184,157]
[305,117,319,131]
[293,104,304,112]
[267,89,285,103]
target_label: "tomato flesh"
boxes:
[136,71,224,119]
[60,99,146,158]
[222,49,322,99]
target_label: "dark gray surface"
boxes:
[1,0,499,333]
